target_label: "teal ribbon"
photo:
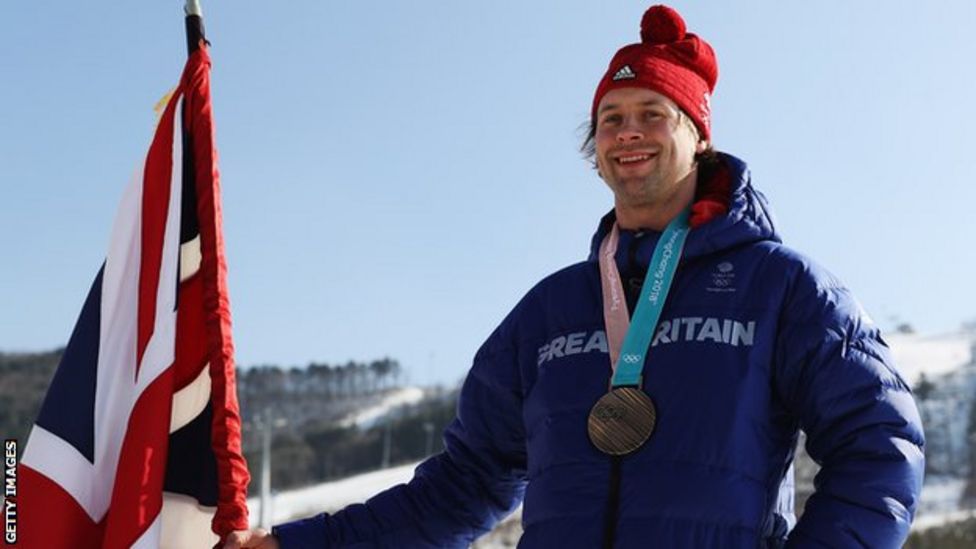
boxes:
[610,208,691,387]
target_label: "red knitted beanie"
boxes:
[592,5,718,140]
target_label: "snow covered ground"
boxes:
[913,475,971,531]
[248,461,420,525]
[914,508,976,532]
[918,476,967,515]
[246,460,522,548]
[336,386,426,429]
[886,330,973,385]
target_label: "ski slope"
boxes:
[336,386,426,429]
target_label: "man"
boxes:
[228,5,924,548]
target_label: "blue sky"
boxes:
[2,1,974,386]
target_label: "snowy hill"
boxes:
[886,330,974,385]
[336,386,426,429]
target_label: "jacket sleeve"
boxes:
[271,319,528,548]
[775,262,925,548]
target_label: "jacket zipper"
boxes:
[602,456,623,549]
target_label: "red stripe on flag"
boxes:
[136,92,180,378]
[182,45,251,539]
[101,368,175,548]
[174,273,208,391]
[21,465,106,547]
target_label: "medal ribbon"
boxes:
[598,207,691,387]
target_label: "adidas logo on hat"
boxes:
[612,65,636,81]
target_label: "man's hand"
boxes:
[222,528,280,549]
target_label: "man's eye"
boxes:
[600,114,622,126]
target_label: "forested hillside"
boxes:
[0,350,61,444]
[0,351,457,491]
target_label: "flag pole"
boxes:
[185,0,206,55]
[180,0,253,541]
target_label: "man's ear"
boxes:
[696,140,709,154]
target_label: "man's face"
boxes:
[594,87,703,211]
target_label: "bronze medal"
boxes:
[587,387,656,456]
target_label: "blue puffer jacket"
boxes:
[273,153,925,548]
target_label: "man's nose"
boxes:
[616,121,644,142]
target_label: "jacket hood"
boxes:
[587,152,781,267]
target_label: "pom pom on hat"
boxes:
[640,5,686,45]
[592,4,718,140]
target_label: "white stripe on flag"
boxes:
[160,492,220,549]
[131,511,162,549]
[20,424,101,520]
[180,235,202,281]
[93,157,144,521]
[170,364,212,433]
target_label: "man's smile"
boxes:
[612,150,657,167]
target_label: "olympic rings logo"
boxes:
[621,354,642,364]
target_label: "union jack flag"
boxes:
[19,44,249,548]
